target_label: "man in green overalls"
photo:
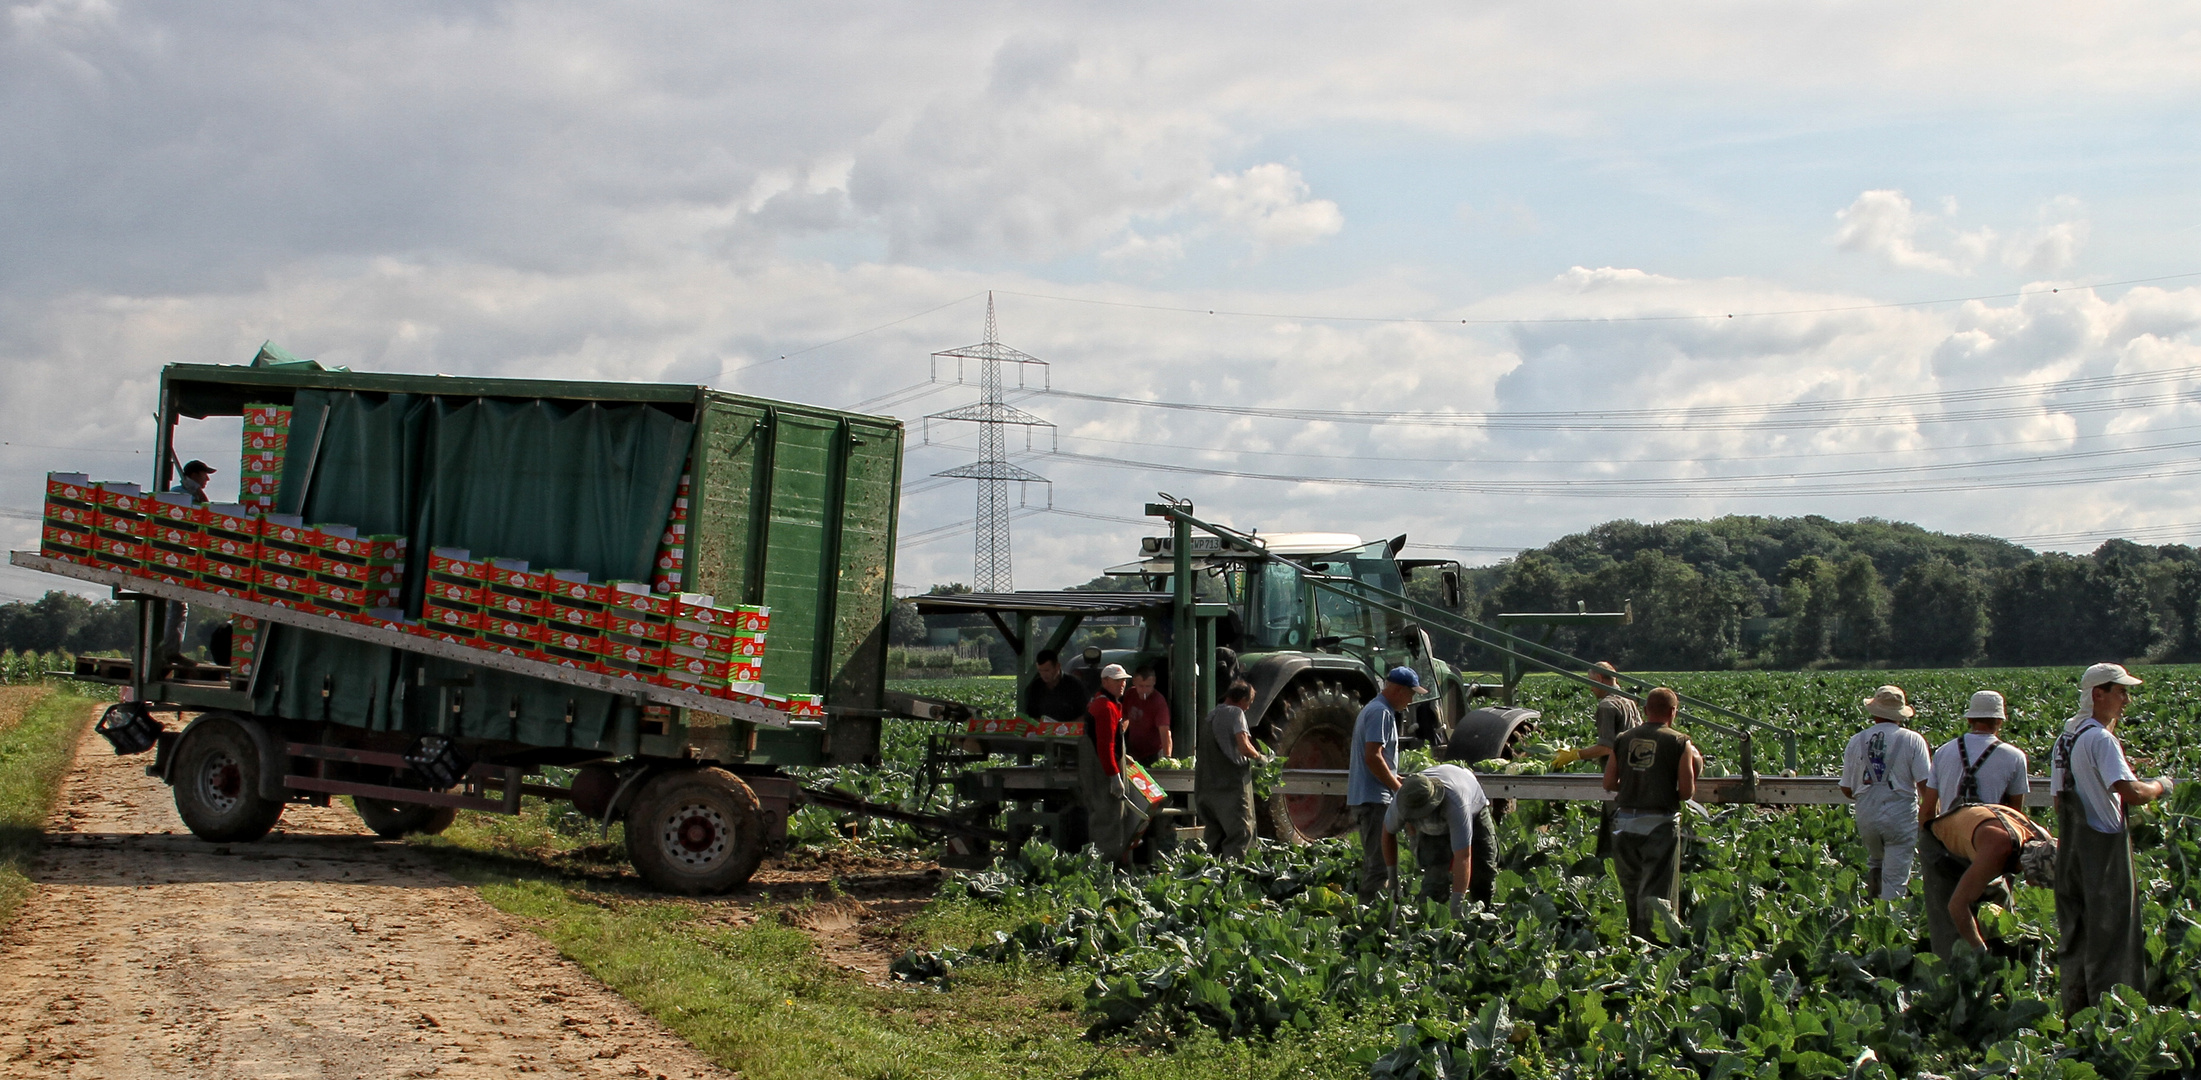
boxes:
[1602,687,1702,941]
[2052,663,2176,1015]
[1194,681,1267,859]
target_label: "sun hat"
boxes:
[1963,690,2007,720]
[2080,663,2143,692]
[1098,663,1130,681]
[1862,685,1913,721]
[1385,666,1422,689]
[1396,773,1443,820]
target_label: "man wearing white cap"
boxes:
[2052,663,2174,1016]
[1916,688,2031,956]
[1077,663,1144,869]
[1840,686,1932,902]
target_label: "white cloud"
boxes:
[1831,190,1996,275]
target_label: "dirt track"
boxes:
[0,708,729,1079]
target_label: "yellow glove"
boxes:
[1549,747,1582,770]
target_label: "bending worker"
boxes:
[1194,680,1267,860]
[1384,762,1497,915]
[1918,689,2032,956]
[1602,687,1701,940]
[2053,663,2175,1016]
[1840,685,1933,902]
[1549,661,1640,860]
[1077,663,1144,870]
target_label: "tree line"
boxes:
[1450,515,2196,671]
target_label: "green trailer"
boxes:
[12,350,910,893]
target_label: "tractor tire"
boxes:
[625,767,766,895]
[351,797,459,838]
[172,715,285,843]
[1265,679,1364,844]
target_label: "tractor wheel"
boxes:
[172,715,285,843]
[1265,680,1364,844]
[351,797,459,838]
[625,767,766,895]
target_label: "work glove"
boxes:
[1384,870,1402,930]
[1549,747,1582,771]
[1450,894,1468,921]
[1108,775,1127,799]
[2159,775,2178,794]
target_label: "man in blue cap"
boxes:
[1348,666,1420,900]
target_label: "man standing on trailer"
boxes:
[1385,763,1498,914]
[1078,663,1143,869]
[157,459,218,669]
[1195,680,1266,860]
[1603,687,1701,940]
[1549,661,1640,859]
[1840,685,1933,902]
[1917,689,2032,957]
[1025,648,1091,725]
[1122,664,1173,765]
[2053,663,2175,1016]
[1348,668,1417,900]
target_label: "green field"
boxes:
[0,686,103,928]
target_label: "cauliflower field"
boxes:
[892,666,2201,1078]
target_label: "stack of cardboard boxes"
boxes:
[239,403,290,512]
[651,472,690,594]
[35,468,822,717]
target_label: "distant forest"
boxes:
[1445,515,2193,671]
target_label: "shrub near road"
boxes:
[898,666,2201,1078]
[0,686,102,927]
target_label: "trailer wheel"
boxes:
[625,767,766,894]
[172,716,284,843]
[351,798,459,838]
[1266,679,1362,844]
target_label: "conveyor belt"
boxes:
[9,550,792,727]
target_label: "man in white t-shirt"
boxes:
[2051,663,2176,1017]
[1840,686,1933,902]
[1915,689,2032,956]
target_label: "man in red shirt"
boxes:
[1122,664,1173,765]
[1080,663,1142,868]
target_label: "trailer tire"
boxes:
[172,716,285,843]
[1265,679,1362,844]
[351,798,459,838]
[625,767,766,895]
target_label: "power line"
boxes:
[724,291,988,377]
[998,270,2201,327]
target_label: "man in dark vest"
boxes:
[1194,681,1266,860]
[1602,687,1701,940]
[2053,663,2175,1016]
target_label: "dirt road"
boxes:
[0,709,729,1079]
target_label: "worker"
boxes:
[1602,686,1701,940]
[1384,763,1497,915]
[1024,648,1091,724]
[2052,663,2175,1016]
[1078,662,1143,869]
[1918,689,2032,957]
[1549,661,1640,859]
[1348,667,1418,900]
[1932,800,2055,951]
[1122,664,1173,765]
[1839,685,1933,902]
[1194,680,1266,860]
[158,459,218,669]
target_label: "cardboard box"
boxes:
[734,605,771,632]
[727,631,768,658]
[90,531,143,567]
[543,569,608,604]
[40,524,95,563]
[428,547,484,577]
[199,549,256,587]
[543,598,604,629]
[422,602,483,633]
[602,607,667,640]
[144,542,201,575]
[425,575,485,606]
[241,475,281,498]
[45,472,97,506]
[540,627,602,654]
[242,429,288,451]
[204,503,261,535]
[784,694,826,719]
[605,582,673,617]
[479,612,543,641]
[242,450,285,474]
[599,634,667,668]
[665,622,736,653]
[483,581,546,617]
[663,645,733,685]
[243,402,293,428]
[542,643,598,670]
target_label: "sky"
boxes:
[4,1,2201,602]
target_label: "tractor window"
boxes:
[1252,560,1301,648]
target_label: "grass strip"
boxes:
[0,688,98,928]
[425,850,1375,1079]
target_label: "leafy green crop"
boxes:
[895,666,2201,1079]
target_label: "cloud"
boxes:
[1831,190,1995,274]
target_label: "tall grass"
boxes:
[0,688,100,927]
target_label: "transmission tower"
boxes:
[925,294,1053,593]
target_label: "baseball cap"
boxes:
[1396,773,1442,819]
[1963,690,2006,720]
[2081,663,2143,692]
[181,459,216,476]
[1098,663,1131,681]
[1384,666,1421,689]
[1862,685,1913,720]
